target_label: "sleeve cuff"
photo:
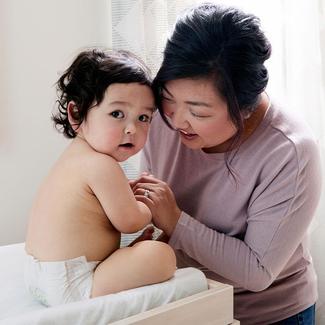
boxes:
[168,211,193,249]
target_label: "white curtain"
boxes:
[110,0,325,322]
[110,0,202,73]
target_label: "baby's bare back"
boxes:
[25,142,120,262]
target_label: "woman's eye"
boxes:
[139,114,151,123]
[162,96,174,103]
[190,111,207,118]
[110,110,124,119]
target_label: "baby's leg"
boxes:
[91,240,176,297]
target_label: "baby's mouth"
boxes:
[119,143,135,148]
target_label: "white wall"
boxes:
[0,0,111,245]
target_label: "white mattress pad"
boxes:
[0,243,208,324]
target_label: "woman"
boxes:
[131,3,321,324]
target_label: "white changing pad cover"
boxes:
[0,243,208,324]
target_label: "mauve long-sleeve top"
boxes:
[140,104,322,324]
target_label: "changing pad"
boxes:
[0,243,208,324]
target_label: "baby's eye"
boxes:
[110,110,124,119]
[139,114,151,123]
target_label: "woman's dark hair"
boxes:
[53,48,152,138]
[153,3,271,175]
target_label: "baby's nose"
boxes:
[125,122,136,134]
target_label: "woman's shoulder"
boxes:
[267,104,319,156]
[239,103,319,175]
[244,104,320,179]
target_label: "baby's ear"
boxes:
[67,101,80,131]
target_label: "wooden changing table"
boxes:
[112,279,239,324]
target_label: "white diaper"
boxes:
[24,254,100,307]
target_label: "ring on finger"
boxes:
[144,189,150,198]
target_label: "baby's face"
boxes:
[78,82,155,161]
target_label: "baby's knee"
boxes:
[134,241,176,275]
[134,240,174,258]
[160,244,177,277]
[153,241,176,270]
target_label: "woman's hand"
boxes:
[130,173,182,237]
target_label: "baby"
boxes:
[24,48,176,307]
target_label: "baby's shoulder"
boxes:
[83,152,129,188]
[84,150,116,164]
[60,141,123,184]
[82,151,120,174]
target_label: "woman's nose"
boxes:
[167,108,188,129]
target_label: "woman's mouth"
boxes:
[179,129,198,140]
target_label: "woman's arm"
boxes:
[135,137,322,292]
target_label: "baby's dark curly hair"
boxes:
[53,48,152,138]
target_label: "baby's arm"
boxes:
[86,154,151,233]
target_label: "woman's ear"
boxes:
[67,101,80,131]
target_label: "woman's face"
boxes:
[161,78,237,152]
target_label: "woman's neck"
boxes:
[242,92,270,141]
